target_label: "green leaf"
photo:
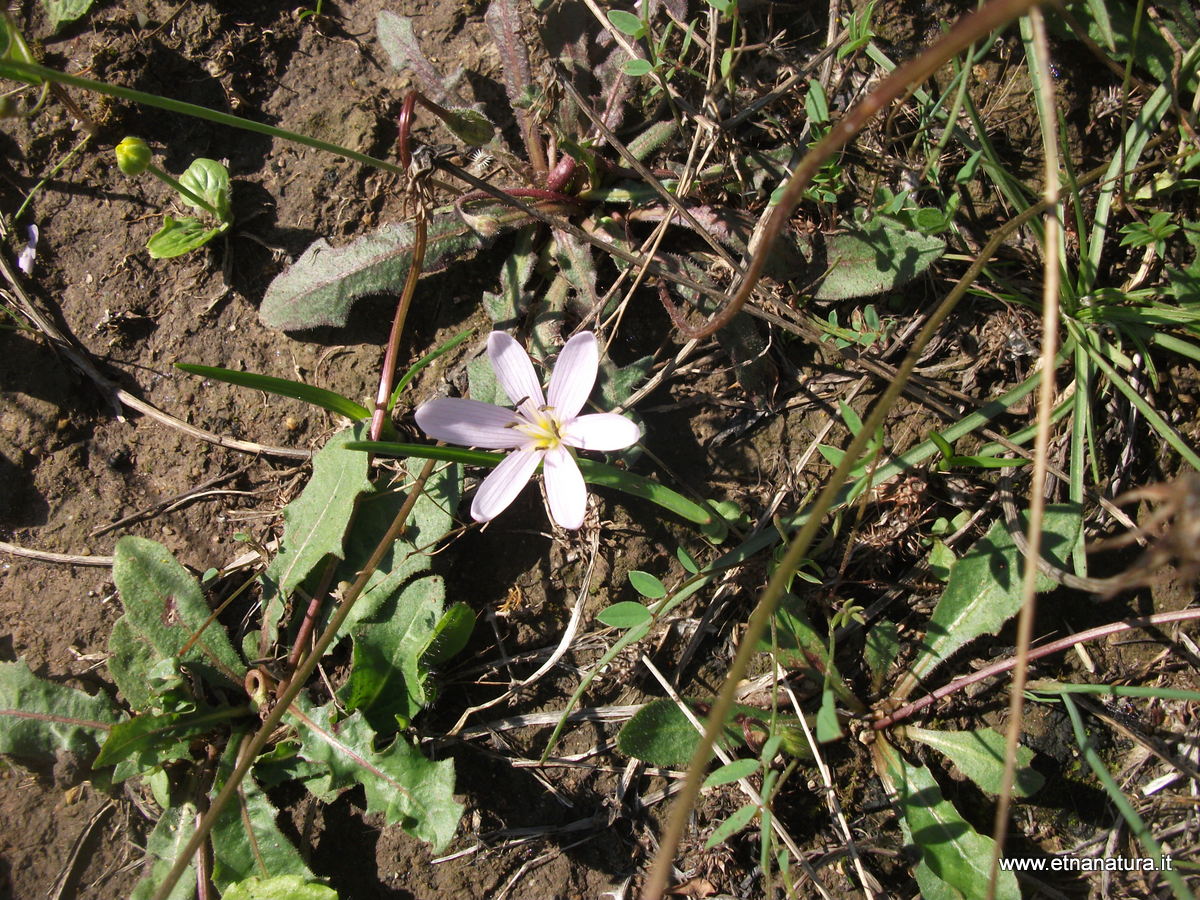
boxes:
[879,744,1020,900]
[421,602,476,667]
[289,701,461,850]
[0,659,121,760]
[332,457,460,635]
[129,801,198,900]
[260,208,512,331]
[617,698,743,767]
[628,570,667,599]
[703,757,760,788]
[176,364,370,421]
[147,215,222,259]
[210,737,314,889]
[106,617,159,710]
[178,157,232,222]
[390,328,473,410]
[927,539,955,581]
[222,876,339,900]
[97,706,238,778]
[906,726,1043,797]
[263,426,373,635]
[864,618,899,691]
[606,9,646,37]
[42,0,95,31]
[704,802,759,849]
[905,505,1081,688]
[622,58,654,77]
[814,219,945,301]
[440,107,495,146]
[597,601,652,629]
[676,546,699,574]
[112,536,246,690]
[338,575,446,730]
[763,592,836,684]
[815,688,842,742]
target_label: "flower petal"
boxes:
[543,446,587,529]
[471,448,542,522]
[563,413,642,451]
[547,331,599,421]
[415,398,525,449]
[488,331,544,417]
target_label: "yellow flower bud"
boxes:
[115,136,151,176]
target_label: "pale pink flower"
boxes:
[415,331,641,529]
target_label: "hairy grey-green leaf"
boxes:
[376,10,462,101]
[0,659,122,760]
[259,210,503,331]
[553,228,599,309]
[482,226,537,327]
[289,700,461,850]
[814,219,945,300]
[266,426,372,598]
[43,0,94,31]
[130,801,198,900]
[905,505,1081,688]
[880,744,1020,900]
[112,536,246,689]
[906,726,1044,797]
[467,353,508,407]
[210,737,313,889]
[484,0,535,142]
[107,617,158,710]
[627,119,677,162]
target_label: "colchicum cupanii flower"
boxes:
[415,331,641,529]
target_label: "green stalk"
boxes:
[147,163,222,219]
[0,59,405,177]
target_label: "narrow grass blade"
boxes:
[1083,345,1200,469]
[177,364,370,421]
[347,441,712,525]
[388,329,472,411]
[1058,694,1195,898]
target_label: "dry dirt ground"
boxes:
[2,1,1199,899]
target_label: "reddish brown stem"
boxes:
[872,608,1200,731]
[282,559,339,679]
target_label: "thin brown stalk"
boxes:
[988,11,1061,896]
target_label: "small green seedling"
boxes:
[115,136,234,259]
